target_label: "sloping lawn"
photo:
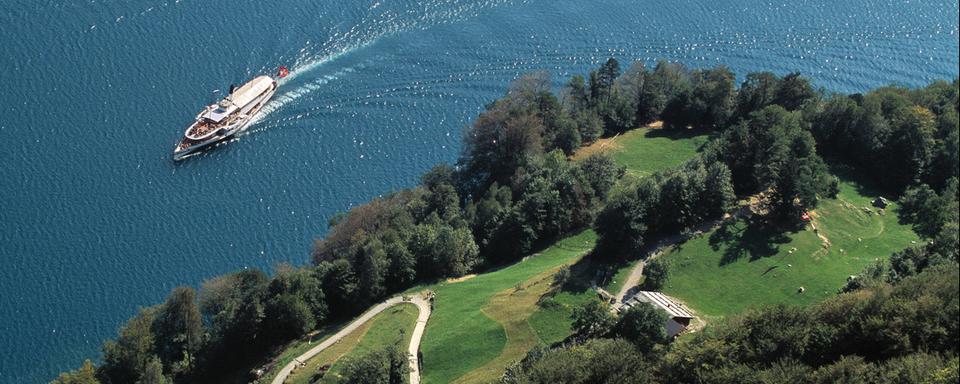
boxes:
[527,258,607,346]
[609,127,712,177]
[662,173,918,318]
[526,126,713,346]
[286,304,419,384]
[420,230,596,384]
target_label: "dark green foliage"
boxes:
[611,303,668,353]
[60,64,959,384]
[338,344,409,384]
[136,357,171,384]
[735,71,781,120]
[713,105,835,220]
[808,80,958,194]
[593,179,652,259]
[501,339,655,384]
[899,178,959,239]
[577,153,625,200]
[51,360,100,384]
[571,300,617,340]
[662,66,736,130]
[98,307,158,384]
[640,259,668,291]
[594,159,736,259]
[840,259,887,293]
[773,72,818,111]
[151,287,202,376]
[636,60,691,124]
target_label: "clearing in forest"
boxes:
[660,171,918,318]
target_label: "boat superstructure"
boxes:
[173,75,278,160]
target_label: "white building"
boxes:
[618,291,695,338]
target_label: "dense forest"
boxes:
[54,59,958,384]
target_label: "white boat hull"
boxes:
[173,78,277,161]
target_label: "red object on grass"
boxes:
[277,66,289,78]
[801,212,811,221]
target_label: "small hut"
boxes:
[618,291,695,338]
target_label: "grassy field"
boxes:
[285,304,419,384]
[451,267,561,383]
[661,172,918,318]
[524,125,713,347]
[575,126,713,178]
[527,258,607,346]
[420,230,596,384]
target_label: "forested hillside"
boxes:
[54,59,957,384]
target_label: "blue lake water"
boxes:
[1,0,957,382]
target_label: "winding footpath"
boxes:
[613,207,748,308]
[271,294,432,384]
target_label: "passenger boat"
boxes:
[173,69,286,161]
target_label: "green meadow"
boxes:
[609,127,712,177]
[285,304,419,384]
[661,172,918,318]
[419,231,596,383]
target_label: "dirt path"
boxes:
[612,207,747,309]
[272,294,432,384]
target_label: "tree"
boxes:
[615,61,649,122]
[577,153,625,200]
[98,307,158,384]
[704,162,737,218]
[883,106,937,192]
[735,72,781,120]
[502,339,654,384]
[613,303,669,352]
[571,300,616,339]
[456,105,544,197]
[899,179,958,239]
[51,360,100,384]
[715,105,835,221]
[552,115,582,155]
[773,72,817,111]
[590,58,621,105]
[264,293,316,341]
[635,60,691,124]
[319,258,359,313]
[151,286,202,374]
[640,259,669,291]
[562,75,589,113]
[135,357,171,384]
[338,345,409,384]
[573,110,604,144]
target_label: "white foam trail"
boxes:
[249,63,366,126]
[249,0,525,125]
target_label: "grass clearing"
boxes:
[285,304,419,384]
[527,258,608,346]
[661,171,918,318]
[420,230,596,384]
[574,126,713,177]
[524,125,713,346]
[452,268,561,384]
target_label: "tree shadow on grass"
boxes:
[710,218,792,266]
[643,127,712,141]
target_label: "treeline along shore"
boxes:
[54,58,958,384]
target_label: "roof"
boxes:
[631,291,695,319]
[226,76,275,108]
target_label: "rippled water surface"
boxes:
[1,0,957,381]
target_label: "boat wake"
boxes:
[247,0,525,126]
